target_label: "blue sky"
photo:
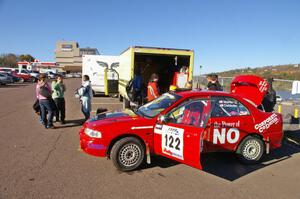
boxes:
[0,0,300,74]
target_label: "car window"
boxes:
[211,97,250,117]
[167,99,210,128]
[137,93,182,118]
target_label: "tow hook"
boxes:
[265,137,270,154]
[146,143,151,164]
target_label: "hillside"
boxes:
[216,64,300,80]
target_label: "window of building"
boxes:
[61,44,73,52]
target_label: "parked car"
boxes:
[79,75,283,171]
[74,73,82,78]
[66,73,75,78]
[28,70,40,78]
[276,95,283,102]
[0,72,13,83]
[12,69,35,82]
[0,73,12,85]
[45,71,57,79]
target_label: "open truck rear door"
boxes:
[153,99,211,169]
[230,75,269,107]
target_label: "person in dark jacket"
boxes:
[262,78,277,112]
[207,74,223,91]
[132,67,143,105]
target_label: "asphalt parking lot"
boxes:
[1,78,300,199]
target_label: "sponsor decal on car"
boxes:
[87,143,107,150]
[213,128,240,144]
[258,80,268,93]
[254,113,279,133]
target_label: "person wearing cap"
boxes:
[36,74,55,129]
[147,73,160,102]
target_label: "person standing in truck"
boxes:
[147,73,160,102]
[132,67,143,105]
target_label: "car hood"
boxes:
[87,109,141,125]
[230,75,269,107]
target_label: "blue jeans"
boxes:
[39,99,55,127]
[81,97,91,120]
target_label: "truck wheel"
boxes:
[123,98,130,109]
[110,137,145,171]
[236,136,264,164]
[119,94,123,102]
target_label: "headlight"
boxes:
[84,128,102,138]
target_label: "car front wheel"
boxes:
[236,136,264,164]
[110,137,145,171]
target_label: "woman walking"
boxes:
[36,74,55,129]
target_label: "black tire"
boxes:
[236,136,264,164]
[30,77,35,83]
[19,78,24,83]
[123,98,130,109]
[119,94,123,102]
[110,137,145,171]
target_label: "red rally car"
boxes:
[79,75,283,171]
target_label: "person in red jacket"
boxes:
[147,73,160,102]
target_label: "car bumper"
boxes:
[79,129,108,157]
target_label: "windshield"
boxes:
[137,93,182,118]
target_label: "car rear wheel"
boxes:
[110,137,145,171]
[236,136,264,164]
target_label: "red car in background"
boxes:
[79,75,283,171]
[12,69,35,82]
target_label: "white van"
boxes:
[82,55,120,96]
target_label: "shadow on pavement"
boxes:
[137,130,300,181]
[202,129,300,181]
[0,83,30,88]
[54,119,84,129]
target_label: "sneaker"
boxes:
[46,125,55,129]
[60,121,66,125]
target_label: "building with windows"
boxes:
[55,41,99,72]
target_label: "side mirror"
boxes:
[158,115,167,124]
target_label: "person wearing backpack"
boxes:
[52,74,66,124]
[36,74,55,129]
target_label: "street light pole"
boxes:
[198,65,203,89]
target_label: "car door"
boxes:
[153,98,211,169]
[204,96,254,152]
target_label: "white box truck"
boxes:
[82,55,120,96]
[118,46,194,107]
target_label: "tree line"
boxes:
[0,53,35,68]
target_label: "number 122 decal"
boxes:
[161,125,184,160]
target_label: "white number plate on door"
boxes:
[161,125,184,160]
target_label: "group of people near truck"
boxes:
[34,74,93,129]
[130,67,224,106]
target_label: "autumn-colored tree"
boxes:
[19,54,35,62]
[0,53,18,68]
